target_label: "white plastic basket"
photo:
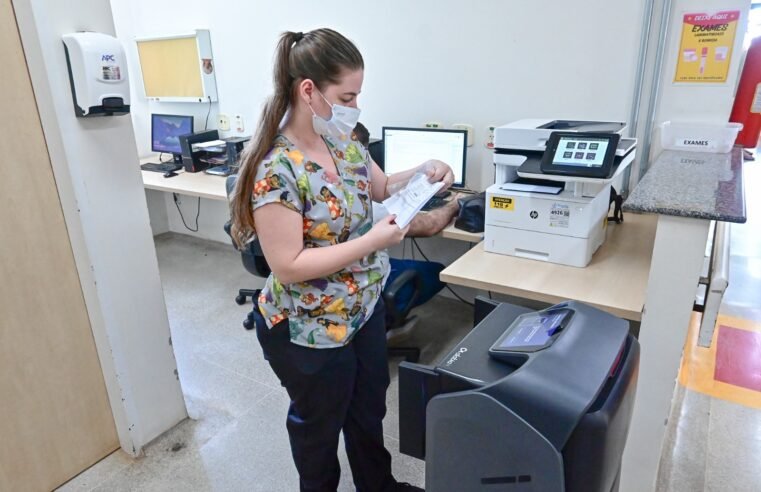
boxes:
[660,121,743,154]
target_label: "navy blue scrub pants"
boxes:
[253,301,395,492]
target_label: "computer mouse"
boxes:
[163,171,178,178]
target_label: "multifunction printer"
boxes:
[486,119,637,267]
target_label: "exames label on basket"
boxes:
[383,172,444,229]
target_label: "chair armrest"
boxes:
[383,269,422,328]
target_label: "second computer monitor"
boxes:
[382,127,467,187]
[151,113,194,157]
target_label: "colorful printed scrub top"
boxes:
[252,133,389,348]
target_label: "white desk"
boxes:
[140,157,480,243]
[140,157,227,201]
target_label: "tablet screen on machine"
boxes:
[540,132,620,178]
[489,308,573,354]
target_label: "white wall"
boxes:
[630,0,751,174]
[14,0,187,456]
[112,0,647,242]
[656,0,750,124]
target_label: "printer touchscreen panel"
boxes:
[540,131,620,178]
[552,136,610,168]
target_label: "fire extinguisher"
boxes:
[730,36,761,148]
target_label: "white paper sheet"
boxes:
[382,172,444,229]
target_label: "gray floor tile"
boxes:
[656,386,711,492]
[193,331,285,391]
[177,354,274,420]
[56,451,133,492]
[192,390,299,492]
[88,419,217,492]
[704,399,761,492]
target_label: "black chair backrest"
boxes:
[224,175,271,278]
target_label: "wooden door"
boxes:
[0,2,119,490]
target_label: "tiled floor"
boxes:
[58,161,759,492]
[58,234,474,491]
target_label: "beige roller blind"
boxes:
[137,36,203,98]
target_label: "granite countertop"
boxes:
[623,146,746,223]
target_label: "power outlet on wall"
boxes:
[452,123,474,146]
[217,113,230,131]
[217,113,230,132]
[486,125,497,149]
[234,114,245,133]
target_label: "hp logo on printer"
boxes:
[446,347,468,366]
[530,210,539,219]
[102,54,115,62]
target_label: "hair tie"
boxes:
[294,32,304,42]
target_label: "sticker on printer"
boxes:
[549,203,570,228]
[490,196,515,211]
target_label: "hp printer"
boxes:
[486,120,637,267]
[399,299,640,492]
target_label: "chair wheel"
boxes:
[235,294,247,305]
[243,317,254,330]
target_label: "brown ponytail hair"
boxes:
[229,28,364,248]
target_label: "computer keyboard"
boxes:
[421,196,448,211]
[449,187,477,194]
[141,162,182,173]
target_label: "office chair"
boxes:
[224,175,424,361]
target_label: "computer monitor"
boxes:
[382,127,467,187]
[151,114,194,162]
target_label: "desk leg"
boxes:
[621,215,710,492]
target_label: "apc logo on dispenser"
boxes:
[102,54,115,62]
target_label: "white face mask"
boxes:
[309,90,361,139]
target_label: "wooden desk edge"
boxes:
[142,178,227,201]
[440,215,655,322]
[439,271,643,321]
[440,221,483,242]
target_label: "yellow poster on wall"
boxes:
[674,11,740,83]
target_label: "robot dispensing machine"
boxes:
[399,300,640,491]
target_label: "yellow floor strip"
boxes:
[678,312,761,409]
